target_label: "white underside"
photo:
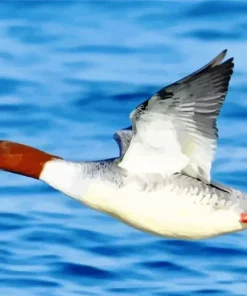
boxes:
[82,181,244,240]
[40,160,245,240]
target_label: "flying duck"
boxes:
[0,49,246,240]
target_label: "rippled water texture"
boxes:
[0,1,247,295]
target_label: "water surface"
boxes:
[0,1,247,295]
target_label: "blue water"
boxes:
[1,1,247,295]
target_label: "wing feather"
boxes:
[113,128,132,157]
[118,50,234,183]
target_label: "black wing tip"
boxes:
[193,50,235,82]
[134,49,235,115]
[216,56,234,77]
[210,49,234,71]
[220,49,227,58]
[211,49,228,67]
[208,54,234,101]
[215,48,234,67]
[165,49,233,89]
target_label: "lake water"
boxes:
[0,1,247,295]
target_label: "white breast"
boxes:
[82,181,244,240]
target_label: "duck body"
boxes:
[40,159,247,240]
[1,49,247,241]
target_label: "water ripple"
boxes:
[0,1,246,296]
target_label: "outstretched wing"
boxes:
[113,127,132,157]
[118,50,234,183]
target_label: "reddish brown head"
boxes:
[0,141,62,179]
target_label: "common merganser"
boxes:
[1,49,246,240]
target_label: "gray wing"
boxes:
[118,50,234,183]
[113,128,132,157]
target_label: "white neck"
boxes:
[39,159,93,201]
